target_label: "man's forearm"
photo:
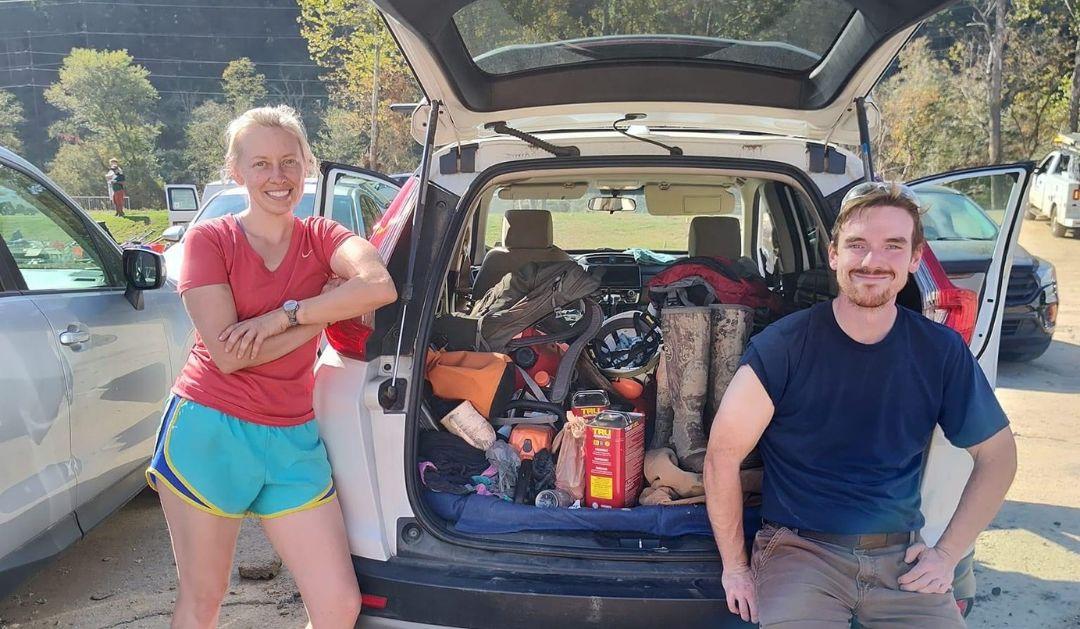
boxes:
[705,457,750,569]
[935,431,1017,560]
[218,323,324,373]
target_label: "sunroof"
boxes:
[453,0,856,75]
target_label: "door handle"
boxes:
[59,326,91,346]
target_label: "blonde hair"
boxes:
[831,183,926,252]
[224,105,316,179]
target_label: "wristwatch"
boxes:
[283,299,300,327]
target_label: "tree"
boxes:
[183,101,234,185]
[314,106,369,166]
[222,57,268,113]
[0,90,25,153]
[44,49,163,207]
[298,0,419,171]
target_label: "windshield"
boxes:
[485,185,744,252]
[195,192,316,224]
[453,0,854,75]
[918,191,999,241]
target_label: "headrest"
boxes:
[688,216,742,259]
[502,209,554,249]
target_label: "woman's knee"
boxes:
[306,582,362,625]
[177,576,230,622]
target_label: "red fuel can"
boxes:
[584,410,645,509]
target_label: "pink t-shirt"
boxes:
[172,214,354,426]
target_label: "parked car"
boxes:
[1028,133,1080,237]
[161,167,400,279]
[917,185,1058,362]
[306,2,1034,627]
[0,146,188,595]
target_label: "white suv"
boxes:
[309,2,1033,626]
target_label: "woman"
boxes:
[147,105,397,628]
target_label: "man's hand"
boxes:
[898,542,958,594]
[219,309,290,360]
[722,565,758,623]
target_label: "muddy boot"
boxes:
[650,352,674,450]
[661,306,711,472]
[705,304,755,423]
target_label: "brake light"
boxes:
[921,247,978,344]
[325,177,419,361]
[1073,188,1080,201]
[360,593,388,611]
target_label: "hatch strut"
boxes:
[855,97,875,182]
[484,122,580,157]
[381,101,441,410]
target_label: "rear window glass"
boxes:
[195,192,315,224]
[453,0,854,75]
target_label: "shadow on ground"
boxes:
[998,339,1080,394]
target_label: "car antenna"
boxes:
[613,113,683,155]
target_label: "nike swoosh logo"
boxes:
[301,249,313,258]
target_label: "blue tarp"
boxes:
[425,490,761,538]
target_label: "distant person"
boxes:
[146,105,397,628]
[106,158,126,217]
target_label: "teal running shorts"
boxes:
[146,395,336,518]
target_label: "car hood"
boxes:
[374,0,953,146]
[930,239,1035,275]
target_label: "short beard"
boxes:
[838,269,898,309]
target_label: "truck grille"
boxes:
[1005,267,1041,306]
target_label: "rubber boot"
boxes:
[660,306,711,473]
[705,304,755,423]
[650,352,674,451]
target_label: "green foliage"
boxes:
[0,91,25,153]
[222,58,268,113]
[183,101,234,185]
[314,105,369,165]
[44,49,163,207]
[298,0,419,171]
[86,210,170,244]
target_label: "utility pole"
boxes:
[368,41,380,171]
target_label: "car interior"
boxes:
[408,167,926,552]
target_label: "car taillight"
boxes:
[1072,188,1080,201]
[324,177,418,361]
[921,247,978,344]
[360,593,388,612]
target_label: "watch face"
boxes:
[284,300,299,312]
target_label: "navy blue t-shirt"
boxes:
[740,301,1008,535]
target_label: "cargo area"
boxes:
[406,166,920,555]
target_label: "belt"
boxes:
[765,520,914,550]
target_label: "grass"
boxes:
[86,210,170,244]
[485,212,695,252]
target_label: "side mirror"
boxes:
[162,224,186,242]
[123,247,165,309]
[587,196,636,212]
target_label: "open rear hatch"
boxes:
[373,0,954,146]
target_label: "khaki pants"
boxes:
[752,524,966,628]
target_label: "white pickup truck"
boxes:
[1028,133,1080,237]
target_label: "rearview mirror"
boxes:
[162,224,186,242]
[588,196,636,212]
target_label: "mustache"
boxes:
[850,267,895,278]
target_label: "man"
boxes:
[106,158,126,217]
[703,182,1017,627]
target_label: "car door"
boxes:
[313,162,402,237]
[0,160,173,532]
[1031,152,1057,212]
[164,184,200,226]
[907,163,1033,548]
[0,203,78,577]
